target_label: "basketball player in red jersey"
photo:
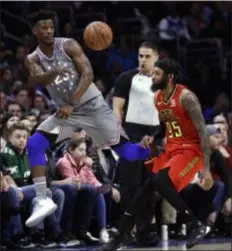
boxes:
[101,58,214,251]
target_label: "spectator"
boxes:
[0,68,14,95]
[213,113,229,145]
[184,2,211,39]
[203,125,232,235]
[45,150,98,245]
[32,94,49,113]
[0,170,35,249]
[13,88,30,112]
[25,112,39,129]
[204,2,231,46]
[11,46,28,83]
[6,102,22,118]
[20,117,34,133]
[158,2,191,41]
[0,113,20,152]
[0,123,76,247]
[204,93,230,122]
[57,138,110,244]
[0,91,8,110]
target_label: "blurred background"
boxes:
[1,1,231,112]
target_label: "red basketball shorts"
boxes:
[145,144,203,192]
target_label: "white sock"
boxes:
[33,176,47,199]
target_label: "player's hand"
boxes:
[56,105,73,119]
[140,135,154,149]
[111,187,121,204]
[199,169,214,191]
[222,197,232,215]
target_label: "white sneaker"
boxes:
[26,197,57,227]
[100,228,110,244]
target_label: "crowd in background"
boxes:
[0,1,231,250]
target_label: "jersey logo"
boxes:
[170,99,176,108]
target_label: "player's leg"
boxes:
[149,153,208,249]
[71,96,151,161]
[112,135,151,161]
[101,174,160,251]
[100,154,168,251]
[26,115,74,227]
[26,129,57,227]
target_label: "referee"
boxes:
[113,41,160,245]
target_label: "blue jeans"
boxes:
[212,181,225,213]
[21,185,64,234]
[52,183,107,232]
[0,187,24,239]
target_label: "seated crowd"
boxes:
[0,102,231,249]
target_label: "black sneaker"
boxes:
[186,221,207,249]
[76,231,99,245]
[136,231,160,247]
[48,232,81,248]
[30,230,56,248]
[3,234,35,249]
[100,231,123,251]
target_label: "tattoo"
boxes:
[181,90,211,169]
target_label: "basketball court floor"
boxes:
[43,238,231,251]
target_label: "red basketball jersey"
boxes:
[155,84,200,145]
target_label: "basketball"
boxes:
[83,21,113,51]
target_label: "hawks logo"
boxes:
[170,99,176,108]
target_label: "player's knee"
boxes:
[27,132,50,167]
[27,132,50,153]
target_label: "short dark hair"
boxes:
[26,112,38,118]
[8,122,29,136]
[6,102,21,111]
[67,138,86,151]
[139,41,159,53]
[27,10,55,27]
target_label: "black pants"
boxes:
[180,183,216,221]
[119,159,145,214]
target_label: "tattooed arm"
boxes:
[64,39,94,102]
[180,89,211,170]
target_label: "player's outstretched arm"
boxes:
[64,39,94,102]
[180,89,211,170]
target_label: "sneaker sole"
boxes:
[26,204,57,228]
[59,241,81,248]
